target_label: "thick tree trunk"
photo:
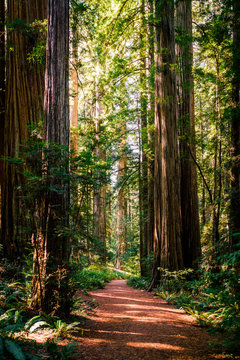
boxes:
[176,0,201,268]
[41,0,70,315]
[1,0,47,262]
[147,0,155,260]
[139,0,149,277]
[0,0,5,230]
[211,60,222,253]
[70,40,79,153]
[230,0,240,250]
[150,0,183,289]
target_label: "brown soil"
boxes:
[74,280,218,360]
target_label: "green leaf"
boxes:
[29,320,50,333]
[25,353,40,360]
[4,339,26,360]
[0,336,4,356]
[24,316,42,330]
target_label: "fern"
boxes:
[0,336,4,357]
[28,320,50,333]
[24,316,42,331]
[24,314,51,333]
[54,320,80,337]
[4,339,26,360]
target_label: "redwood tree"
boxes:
[115,126,127,269]
[150,0,183,288]
[139,0,149,276]
[1,0,47,262]
[176,0,201,268]
[0,0,5,213]
[41,0,70,315]
[93,99,107,262]
[231,0,240,250]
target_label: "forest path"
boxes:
[76,280,216,360]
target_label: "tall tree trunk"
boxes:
[93,109,107,263]
[93,65,106,262]
[42,0,70,315]
[139,0,149,277]
[230,0,240,251]
[0,0,5,231]
[149,0,183,289]
[212,58,222,253]
[115,126,127,269]
[176,0,201,269]
[1,0,47,262]
[70,41,79,153]
[147,0,155,261]
[199,102,206,227]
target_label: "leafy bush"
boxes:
[72,265,125,291]
[44,339,77,360]
[127,276,150,289]
[153,267,240,354]
[0,276,79,359]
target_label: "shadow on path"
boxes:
[75,280,215,360]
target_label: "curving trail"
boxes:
[76,280,216,360]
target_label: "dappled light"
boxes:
[75,280,214,360]
[0,0,239,358]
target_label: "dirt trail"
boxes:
[76,280,216,360]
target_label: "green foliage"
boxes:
[153,265,240,354]
[127,276,150,290]
[24,316,51,333]
[0,279,27,311]
[72,265,125,291]
[53,320,80,338]
[0,266,80,359]
[44,339,77,360]
[4,339,26,360]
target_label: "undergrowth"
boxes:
[0,275,79,359]
[0,262,127,359]
[127,276,150,290]
[72,265,126,291]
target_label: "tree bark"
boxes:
[230,0,240,250]
[147,0,155,261]
[70,39,79,153]
[211,58,222,253]
[150,0,183,289]
[176,0,201,269]
[139,0,149,277]
[0,0,5,230]
[42,0,70,315]
[93,104,107,263]
[1,0,47,262]
[115,126,127,269]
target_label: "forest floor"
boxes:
[73,279,224,360]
